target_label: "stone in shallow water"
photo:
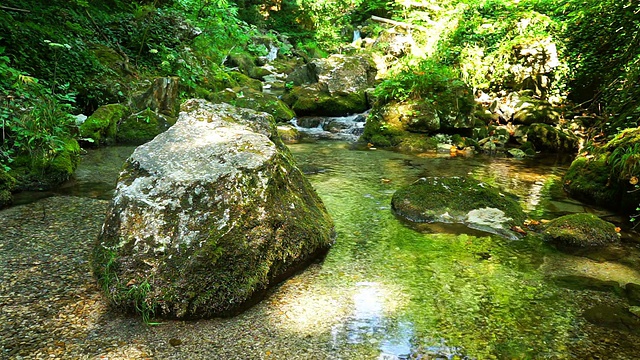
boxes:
[92,99,335,319]
[391,176,526,239]
[583,305,640,333]
[542,213,620,251]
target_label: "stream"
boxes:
[6,140,640,359]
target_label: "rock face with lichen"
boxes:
[93,99,335,319]
[391,177,526,239]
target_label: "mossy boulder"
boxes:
[80,104,128,145]
[229,72,263,92]
[0,170,17,208]
[563,154,640,213]
[362,80,474,149]
[8,138,81,190]
[282,54,377,117]
[93,99,335,319]
[512,98,561,125]
[117,109,177,145]
[526,123,579,153]
[208,87,295,123]
[566,127,640,213]
[277,124,301,143]
[361,110,438,151]
[391,177,526,239]
[377,100,440,133]
[542,213,620,249]
[283,84,368,117]
[46,139,81,184]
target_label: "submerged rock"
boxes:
[93,99,335,319]
[391,177,526,239]
[583,305,640,333]
[542,213,620,250]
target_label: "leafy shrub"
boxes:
[373,59,460,104]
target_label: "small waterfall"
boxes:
[266,44,278,61]
[352,29,361,44]
[291,112,368,141]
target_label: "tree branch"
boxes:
[0,5,30,13]
[370,15,431,30]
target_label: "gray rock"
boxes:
[93,99,335,319]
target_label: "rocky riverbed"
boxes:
[0,196,350,359]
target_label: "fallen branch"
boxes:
[371,15,430,31]
[0,5,30,12]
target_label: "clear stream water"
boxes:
[15,140,640,359]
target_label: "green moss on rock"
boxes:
[229,71,263,91]
[117,109,177,145]
[208,87,295,123]
[392,176,526,238]
[80,104,129,145]
[46,139,81,184]
[283,85,368,117]
[8,138,80,190]
[0,170,16,208]
[542,213,619,249]
[563,155,639,212]
[93,100,335,320]
[526,123,578,153]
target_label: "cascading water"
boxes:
[291,112,368,141]
[266,44,278,61]
[352,29,361,44]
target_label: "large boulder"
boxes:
[525,123,579,153]
[283,54,377,116]
[391,177,526,239]
[563,127,640,213]
[93,99,335,319]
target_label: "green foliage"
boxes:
[127,280,156,324]
[608,143,640,180]
[93,246,157,324]
[373,59,460,104]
